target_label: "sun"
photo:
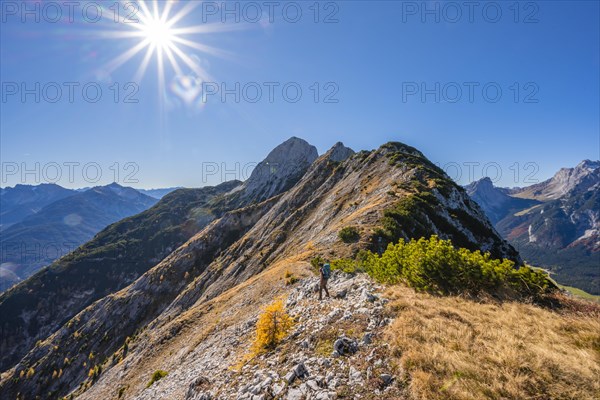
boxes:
[96,0,240,98]
[141,16,175,50]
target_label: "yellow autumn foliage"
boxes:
[251,298,293,354]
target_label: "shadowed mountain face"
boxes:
[465,177,541,224]
[0,137,319,374]
[0,184,76,231]
[0,140,518,399]
[467,160,600,294]
[0,184,158,292]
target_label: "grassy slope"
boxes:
[557,284,600,302]
[531,265,600,303]
[79,260,600,400]
[383,285,600,400]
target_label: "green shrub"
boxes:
[330,258,362,274]
[338,226,360,243]
[508,265,553,297]
[147,370,168,388]
[360,236,553,299]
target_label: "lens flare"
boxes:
[94,0,242,108]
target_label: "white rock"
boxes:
[349,366,362,382]
[286,387,304,400]
[306,379,320,391]
[272,383,285,396]
[284,370,296,384]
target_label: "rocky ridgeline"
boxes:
[0,138,318,375]
[1,139,521,399]
[140,271,402,400]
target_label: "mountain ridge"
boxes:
[0,138,320,373]
[0,139,521,399]
[511,159,599,201]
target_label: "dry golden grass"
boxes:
[383,286,600,400]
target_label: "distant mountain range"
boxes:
[0,184,76,231]
[76,187,180,199]
[2,184,179,229]
[464,178,541,224]
[466,160,600,294]
[0,184,158,292]
[135,187,181,199]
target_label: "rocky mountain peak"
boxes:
[464,177,510,204]
[243,137,319,201]
[576,159,599,171]
[465,177,541,225]
[258,136,317,164]
[510,159,600,201]
[465,177,495,193]
[542,159,599,199]
[326,142,355,162]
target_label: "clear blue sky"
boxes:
[1,0,598,189]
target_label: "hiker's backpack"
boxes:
[322,263,331,279]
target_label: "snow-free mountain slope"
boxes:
[0,138,319,373]
[0,140,519,399]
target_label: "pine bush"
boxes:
[355,236,552,299]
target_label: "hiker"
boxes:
[319,262,331,300]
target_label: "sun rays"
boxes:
[94,0,240,108]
